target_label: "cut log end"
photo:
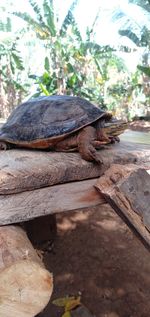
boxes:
[0,226,53,317]
[0,260,53,317]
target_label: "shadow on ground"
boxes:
[39,204,150,317]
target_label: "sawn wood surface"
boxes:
[95,164,150,248]
[0,141,149,195]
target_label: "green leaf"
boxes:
[29,0,45,24]
[13,12,50,39]
[52,296,79,308]
[11,53,24,70]
[60,10,81,41]
[67,74,77,88]
[10,61,15,74]
[119,30,140,46]
[11,80,26,91]
[65,296,81,311]
[137,65,150,77]
[43,0,56,37]
[28,74,38,80]
[0,17,12,32]
[44,56,50,72]
[67,63,74,73]
[39,83,50,95]
[52,297,71,307]
[42,72,52,85]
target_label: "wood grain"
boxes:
[0,141,149,194]
[0,179,105,225]
[0,225,53,317]
[95,164,150,247]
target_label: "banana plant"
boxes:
[110,0,150,48]
[13,0,119,104]
[0,17,28,118]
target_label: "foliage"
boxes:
[137,65,150,77]
[0,16,29,118]
[111,0,150,48]
[0,0,150,120]
[14,0,122,109]
[105,69,147,119]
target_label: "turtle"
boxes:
[0,95,127,163]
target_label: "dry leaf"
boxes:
[52,295,81,311]
[65,296,81,311]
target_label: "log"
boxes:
[95,164,150,247]
[0,179,105,225]
[0,141,149,195]
[0,225,53,317]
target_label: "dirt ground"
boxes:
[39,204,150,317]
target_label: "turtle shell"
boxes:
[0,95,108,146]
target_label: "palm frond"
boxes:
[129,0,150,13]
[13,12,50,39]
[137,65,150,77]
[43,0,56,36]
[60,0,81,40]
[86,8,101,42]
[11,53,24,70]
[111,3,150,47]
[29,0,45,24]
[85,42,115,56]
[60,11,82,41]
[119,30,141,46]
[0,17,12,32]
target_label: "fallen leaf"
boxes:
[65,296,81,311]
[52,296,80,309]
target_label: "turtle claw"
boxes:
[88,146,103,164]
[96,157,103,165]
[0,142,10,150]
[79,143,103,164]
[109,136,120,143]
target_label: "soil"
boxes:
[39,204,150,317]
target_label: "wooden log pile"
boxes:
[0,141,149,195]
[0,141,149,316]
[0,141,149,225]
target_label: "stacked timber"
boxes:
[0,141,149,225]
[0,140,149,316]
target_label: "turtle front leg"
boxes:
[77,126,103,164]
[96,119,119,144]
[0,141,11,150]
[95,120,112,145]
